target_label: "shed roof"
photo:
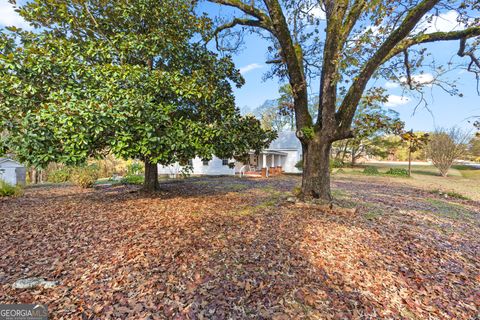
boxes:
[0,158,23,167]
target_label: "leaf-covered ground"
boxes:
[1,176,479,319]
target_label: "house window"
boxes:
[202,160,209,166]
[222,159,229,166]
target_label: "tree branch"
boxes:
[262,0,312,132]
[457,37,480,94]
[403,50,414,90]
[341,0,367,43]
[335,0,440,139]
[209,0,270,22]
[317,1,349,132]
[386,26,480,60]
[208,1,274,50]
[214,17,271,36]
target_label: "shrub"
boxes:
[0,180,23,197]
[385,168,409,177]
[121,175,144,185]
[363,166,379,175]
[295,159,303,170]
[330,159,345,169]
[296,159,344,172]
[70,166,99,188]
[47,167,71,183]
[427,127,469,177]
[126,162,144,176]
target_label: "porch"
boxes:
[238,150,287,178]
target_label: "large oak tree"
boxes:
[209,0,480,201]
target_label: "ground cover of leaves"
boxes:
[0,176,479,319]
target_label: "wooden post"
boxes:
[261,168,267,178]
[262,153,267,177]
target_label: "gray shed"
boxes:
[0,158,26,186]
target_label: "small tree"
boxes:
[427,128,469,177]
[400,130,429,176]
[254,84,316,132]
[333,101,404,166]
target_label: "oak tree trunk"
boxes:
[301,139,333,202]
[143,159,159,192]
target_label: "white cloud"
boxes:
[400,73,435,86]
[0,0,32,30]
[385,81,400,89]
[385,95,411,107]
[310,6,326,20]
[417,10,468,33]
[385,73,434,89]
[239,63,263,75]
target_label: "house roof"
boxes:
[261,150,288,156]
[268,131,302,150]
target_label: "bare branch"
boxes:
[457,37,480,94]
[209,0,271,22]
[213,17,272,41]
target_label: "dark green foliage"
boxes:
[0,0,275,184]
[363,166,379,175]
[385,168,409,177]
[127,163,144,176]
[121,175,144,185]
[295,160,303,170]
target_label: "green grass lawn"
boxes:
[334,162,480,201]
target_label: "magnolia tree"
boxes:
[209,0,480,201]
[427,127,469,177]
[0,0,275,191]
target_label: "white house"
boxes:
[157,131,302,177]
[0,158,26,186]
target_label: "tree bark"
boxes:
[143,159,159,192]
[301,139,333,202]
[408,141,412,177]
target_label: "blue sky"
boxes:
[1,0,478,132]
[198,2,480,132]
